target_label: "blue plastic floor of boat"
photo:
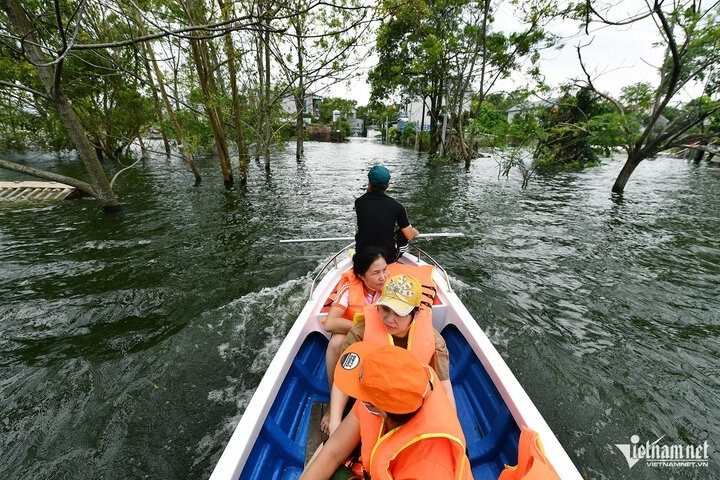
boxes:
[239,332,329,480]
[444,324,520,478]
[239,326,520,479]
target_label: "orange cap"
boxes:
[334,342,431,414]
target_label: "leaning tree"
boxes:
[0,0,121,211]
[576,0,720,193]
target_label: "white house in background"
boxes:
[400,98,432,130]
[396,95,473,131]
[506,104,525,123]
[280,93,323,120]
[279,94,365,135]
[346,109,365,136]
[507,98,559,123]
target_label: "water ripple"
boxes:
[2,145,719,479]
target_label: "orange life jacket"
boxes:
[359,296,436,468]
[363,261,437,354]
[363,304,436,361]
[353,367,472,480]
[498,426,562,480]
[334,269,371,322]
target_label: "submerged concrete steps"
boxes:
[0,181,76,201]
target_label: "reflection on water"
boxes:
[1,141,719,479]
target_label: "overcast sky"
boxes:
[326,3,685,106]
[494,3,664,101]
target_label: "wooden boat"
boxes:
[210,246,583,480]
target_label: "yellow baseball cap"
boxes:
[375,274,422,316]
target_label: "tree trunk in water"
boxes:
[0,158,95,195]
[149,46,202,183]
[51,96,120,210]
[140,39,171,157]
[184,0,233,187]
[612,155,643,194]
[254,30,265,165]
[293,19,305,161]
[262,26,272,171]
[463,147,472,170]
[219,0,250,186]
[428,93,441,156]
[188,34,234,187]
[141,15,201,183]
[229,66,250,186]
[1,0,120,212]
[254,55,263,164]
[295,92,305,161]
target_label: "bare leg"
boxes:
[321,333,346,434]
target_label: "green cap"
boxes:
[368,165,391,188]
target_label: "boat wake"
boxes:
[198,274,315,472]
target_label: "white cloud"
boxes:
[322,77,372,105]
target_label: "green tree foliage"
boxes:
[0,38,48,150]
[533,88,604,172]
[0,0,119,209]
[369,0,553,163]
[317,97,357,124]
[337,118,353,138]
[619,82,653,113]
[0,1,155,160]
[467,101,509,147]
[170,107,214,155]
[574,0,720,193]
[273,0,371,159]
[585,112,638,155]
[369,0,464,155]
[506,107,544,148]
[364,102,400,128]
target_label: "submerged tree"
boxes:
[0,0,273,200]
[145,33,202,184]
[218,0,250,185]
[576,0,720,193]
[369,0,553,163]
[274,0,372,161]
[369,0,462,156]
[182,0,235,187]
[533,87,608,171]
[0,0,120,211]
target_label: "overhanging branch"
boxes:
[0,158,97,197]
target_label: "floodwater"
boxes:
[1,138,718,479]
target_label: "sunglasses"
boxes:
[362,401,383,417]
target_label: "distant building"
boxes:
[506,104,525,123]
[347,109,365,136]
[401,99,431,130]
[395,95,472,131]
[281,93,323,119]
[279,92,367,135]
[507,98,559,123]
